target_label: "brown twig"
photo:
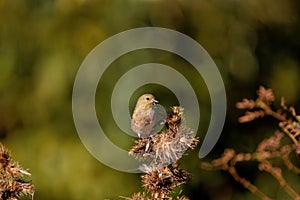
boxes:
[228,166,271,200]
[259,161,300,200]
[202,86,300,200]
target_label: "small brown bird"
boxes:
[131,94,158,138]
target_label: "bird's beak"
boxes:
[153,99,158,104]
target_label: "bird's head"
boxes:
[136,94,158,109]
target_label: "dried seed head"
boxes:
[128,105,197,199]
[141,164,191,198]
[0,143,34,199]
[257,86,275,105]
[165,106,184,133]
[130,106,198,170]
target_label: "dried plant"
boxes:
[0,143,34,200]
[201,86,300,200]
[124,106,199,200]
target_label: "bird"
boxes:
[131,94,158,138]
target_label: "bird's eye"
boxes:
[146,97,150,101]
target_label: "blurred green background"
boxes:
[1,0,300,199]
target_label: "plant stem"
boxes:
[259,161,300,200]
[228,166,271,200]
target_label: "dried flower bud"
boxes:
[257,131,283,152]
[141,164,191,198]
[165,106,184,133]
[257,86,275,105]
[236,98,256,110]
[238,110,265,123]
